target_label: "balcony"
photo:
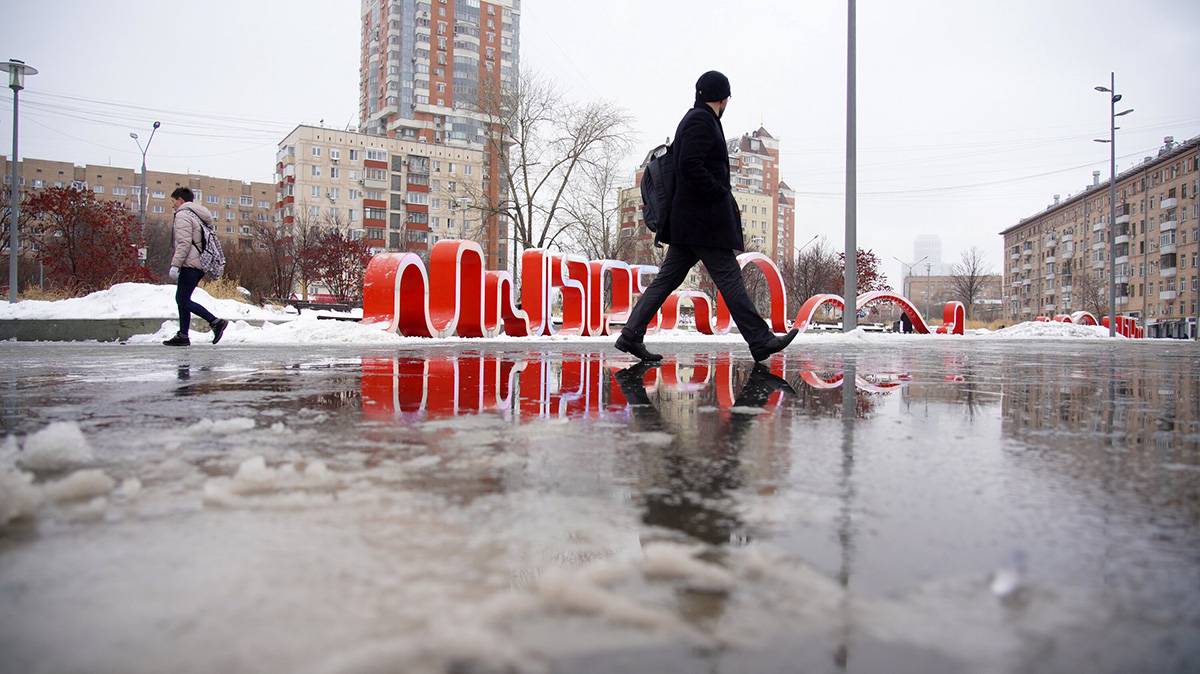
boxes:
[1045,271,1055,281]
[1161,197,1177,210]
[1022,247,1033,257]
[1113,234,1129,245]
[1061,233,1074,244]
[1160,242,1177,255]
[1159,290,1177,301]
[1115,255,1128,265]
[1022,262,1032,272]
[1044,304,1056,312]
[1011,279,1022,288]
[1092,221,1105,232]
[1160,219,1177,232]
[1092,258,1105,270]
[1115,213,1130,225]
[1044,254,1056,264]
[1092,241,1105,251]
[1060,283,1072,293]
[1160,266,1177,278]
[1021,307,1033,315]
[1116,296,1130,306]
[1010,252,1020,261]
[1022,279,1031,286]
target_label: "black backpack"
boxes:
[639,141,675,241]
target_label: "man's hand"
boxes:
[169,266,180,281]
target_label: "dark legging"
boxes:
[176,267,216,335]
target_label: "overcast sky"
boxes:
[3,0,1198,285]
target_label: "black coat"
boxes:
[661,103,744,252]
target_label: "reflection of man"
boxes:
[613,360,794,545]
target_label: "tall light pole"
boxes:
[3,59,37,303]
[842,0,857,332]
[1093,74,1132,337]
[130,120,161,235]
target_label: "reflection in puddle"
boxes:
[360,352,913,423]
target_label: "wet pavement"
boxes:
[0,339,1198,674]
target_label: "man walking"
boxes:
[163,187,227,346]
[615,71,798,362]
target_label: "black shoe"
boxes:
[749,328,799,362]
[210,318,228,345]
[163,333,191,347]
[615,333,663,361]
[734,363,798,407]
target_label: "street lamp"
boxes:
[843,0,857,332]
[130,120,161,235]
[892,255,928,299]
[1093,74,1132,337]
[797,233,819,255]
[3,59,37,302]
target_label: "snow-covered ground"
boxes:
[1,282,1142,344]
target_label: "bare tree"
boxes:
[473,70,634,257]
[1075,268,1108,319]
[950,246,992,318]
[781,238,841,312]
[561,150,631,261]
[252,219,299,299]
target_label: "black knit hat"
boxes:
[695,70,731,103]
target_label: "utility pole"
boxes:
[130,121,161,237]
[842,0,857,332]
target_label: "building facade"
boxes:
[905,273,1004,323]
[1,155,275,251]
[1000,136,1200,338]
[358,0,520,270]
[276,125,486,257]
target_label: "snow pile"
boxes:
[131,314,408,346]
[186,418,257,435]
[202,456,336,507]
[0,468,43,526]
[0,282,285,321]
[988,321,1121,340]
[17,422,94,471]
[44,469,115,503]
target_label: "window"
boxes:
[349,209,358,222]
[330,149,341,161]
[312,146,322,157]
[366,149,387,161]
[152,205,165,214]
[212,211,221,221]
[311,165,321,177]
[239,196,253,206]
[311,186,321,197]
[365,207,387,220]
[465,165,472,176]
[366,190,384,200]
[406,191,429,204]
[330,166,340,179]
[349,150,359,161]
[257,200,270,208]
[111,185,126,195]
[206,195,219,204]
[225,197,236,206]
[328,187,340,200]
[93,185,105,194]
[226,211,235,221]
[349,170,359,181]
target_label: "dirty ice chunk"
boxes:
[18,421,94,471]
[45,469,116,503]
[186,418,256,435]
[641,543,737,592]
[0,468,43,526]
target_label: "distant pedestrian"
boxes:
[163,187,227,346]
[899,311,913,334]
[616,70,798,362]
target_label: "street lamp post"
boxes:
[3,59,37,303]
[892,255,928,300]
[130,121,161,235]
[843,0,857,332]
[1093,74,1133,337]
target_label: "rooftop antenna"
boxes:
[319,118,325,128]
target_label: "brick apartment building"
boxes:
[1,155,275,252]
[358,0,520,270]
[275,124,486,256]
[1000,135,1200,338]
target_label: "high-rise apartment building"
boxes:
[1000,135,1200,338]
[276,125,486,256]
[619,125,798,269]
[1,156,275,252]
[359,0,520,270]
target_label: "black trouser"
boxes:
[621,243,773,348]
[176,267,216,336]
